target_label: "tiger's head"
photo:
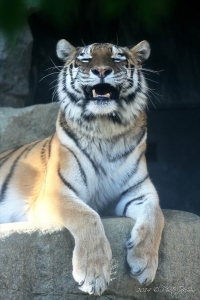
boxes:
[56,39,150,129]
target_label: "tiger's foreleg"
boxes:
[27,134,112,296]
[68,201,112,296]
[32,186,112,296]
[116,178,164,285]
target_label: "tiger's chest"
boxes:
[66,137,141,213]
[88,160,128,212]
[57,113,146,214]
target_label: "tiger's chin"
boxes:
[85,99,118,116]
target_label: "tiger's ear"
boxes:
[56,39,75,61]
[130,40,150,63]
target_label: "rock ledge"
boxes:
[0,210,199,300]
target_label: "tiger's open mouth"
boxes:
[90,83,119,101]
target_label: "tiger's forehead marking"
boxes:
[91,43,112,51]
[91,43,126,55]
[80,43,125,55]
[76,43,128,69]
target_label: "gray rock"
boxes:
[0,103,59,153]
[0,210,199,300]
[0,24,33,108]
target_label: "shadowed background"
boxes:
[0,0,199,215]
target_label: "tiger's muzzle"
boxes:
[87,83,119,101]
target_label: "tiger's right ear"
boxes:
[56,39,75,61]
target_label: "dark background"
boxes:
[0,0,200,215]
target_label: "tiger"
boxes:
[0,39,164,296]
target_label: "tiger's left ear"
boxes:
[56,39,75,61]
[130,40,150,63]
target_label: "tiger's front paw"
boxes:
[126,227,160,285]
[72,234,112,295]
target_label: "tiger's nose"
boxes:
[91,67,113,78]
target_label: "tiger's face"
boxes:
[56,40,150,126]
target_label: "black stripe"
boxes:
[62,67,80,102]
[71,81,82,94]
[69,64,74,82]
[48,134,54,158]
[0,146,23,169]
[23,140,42,158]
[58,167,79,197]
[127,91,137,102]
[135,71,141,93]
[64,146,87,186]
[66,89,79,103]
[64,103,69,112]
[41,140,48,165]
[109,145,135,162]
[127,81,134,89]
[81,112,96,122]
[82,111,123,126]
[136,127,146,145]
[121,174,149,197]
[108,113,122,125]
[121,90,137,104]
[62,68,66,90]
[123,195,146,216]
[130,64,134,79]
[123,70,141,103]
[0,149,15,161]
[109,127,146,162]
[59,113,99,175]
[69,64,81,94]
[62,68,77,102]
[123,151,144,185]
[0,141,40,203]
[94,161,106,175]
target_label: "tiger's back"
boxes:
[0,136,52,222]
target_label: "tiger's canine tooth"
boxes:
[92,89,97,97]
